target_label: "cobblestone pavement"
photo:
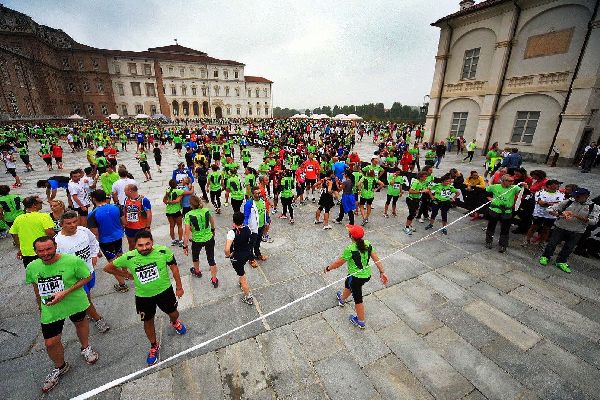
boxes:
[1,136,599,400]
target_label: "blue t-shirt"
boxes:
[87,204,123,243]
[181,186,191,208]
[332,161,347,180]
[186,141,198,151]
[136,133,145,143]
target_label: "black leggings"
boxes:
[337,202,355,224]
[191,238,216,265]
[430,201,451,223]
[210,189,222,209]
[231,198,243,213]
[198,179,208,201]
[416,195,430,219]
[406,198,420,221]
[345,275,370,304]
[385,195,399,206]
[463,151,474,162]
[281,196,294,218]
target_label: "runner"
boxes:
[524,179,564,245]
[357,169,384,226]
[244,186,269,268]
[0,184,24,228]
[68,169,91,226]
[104,231,187,366]
[122,184,152,250]
[301,153,320,202]
[1,149,22,187]
[314,170,335,229]
[164,179,184,246]
[183,195,219,288]
[404,171,429,235]
[152,143,162,173]
[424,173,459,234]
[55,211,109,333]
[278,169,295,224]
[207,164,224,214]
[225,212,254,305]
[383,169,405,218]
[26,236,98,393]
[335,170,356,225]
[135,149,152,182]
[323,224,388,329]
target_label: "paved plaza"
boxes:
[1,136,599,400]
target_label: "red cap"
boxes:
[346,224,364,239]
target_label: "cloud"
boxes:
[4,0,458,109]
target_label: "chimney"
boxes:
[460,0,475,10]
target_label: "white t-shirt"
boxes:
[68,180,91,208]
[55,226,100,273]
[533,190,565,219]
[111,178,137,205]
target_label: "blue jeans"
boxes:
[435,156,443,168]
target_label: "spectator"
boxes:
[580,142,598,173]
[501,148,523,172]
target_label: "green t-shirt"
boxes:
[241,148,251,162]
[280,176,294,198]
[486,184,521,213]
[352,171,363,193]
[245,173,256,190]
[25,254,91,324]
[425,150,436,160]
[96,156,108,168]
[387,175,404,196]
[227,176,244,200]
[362,165,383,178]
[9,212,55,256]
[430,183,458,202]
[258,162,270,174]
[0,194,24,223]
[385,156,398,168]
[208,171,223,191]
[408,179,429,199]
[173,136,183,144]
[360,176,378,199]
[408,148,419,157]
[100,172,119,195]
[113,246,175,297]
[256,199,266,228]
[342,240,373,279]
[165,188,184,214]
[184,208,213,243]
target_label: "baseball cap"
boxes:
[572,187,590,197]
[346,224,365,239]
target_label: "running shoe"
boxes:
[242,295,254,305]
[556,262,571,273]
[336,291,345,307]
[147,343,160,365]
[250,259,259,268]
[349,315,366,329]
[42,362,70,393]
[113,283,129,292]
[498,246,507,253]
[177,240,184,247]
[81,346,99,364]
[224,202,229,207]
[323,225,332,230]
[333,219,342,224]
[441,228,448,235]
[314,220,323,224]
[290,219,295,224]
[171,320,187,335]
[392,213,397,217]
[216,208,221,214]
[190,267,203,278]
[403,227,412,235]
[411,227,417,232]
[94,318,110,333]
[278,214,288,219]
[271,209,277,215]
[171,239,179,246]
[264,235,274,243]
[538,256,549,266]
[424,224,433,230]
[211,277,219,288]
[419,218,425,223]
[361,218,368,226]
[383,213,389,218]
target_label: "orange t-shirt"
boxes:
[302,160,320,180]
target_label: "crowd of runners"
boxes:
[0,117,598,393]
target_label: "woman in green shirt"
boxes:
[183,195,219,287]
[324,224,388,329]
[425,174,459,235]
[163,179,184,246]
[384,170,404,218]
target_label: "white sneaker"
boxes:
[271,209,277,214]
[42,363,70,393]
[81,345,99,364]
[403,227,412,235]
[419,217,425,223]
[323,225,332,230]
[94,318,110,333]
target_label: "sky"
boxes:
[6,0,459,110]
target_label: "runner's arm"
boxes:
[103,261,132,279]
[168,261,184,297]
[324,257,346,272]
[47,274,91,305]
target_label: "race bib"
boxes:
[441,189,453,198]
[127,211,139,222]
[393,184,401,189]
[37,275,64,297]
[135,263,159,284]
[306,166,314,171]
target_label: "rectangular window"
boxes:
[145,83,156,96]
[101,104,108,115]
[213,70,219,78]
[117,83,125,96]
[97,81,104,94]
[248,89,251,97]
[511,111,540,144]
[224,70,229,79]
[114,63,120,74]
[461,48,480,80]
[121,104,128,116]
[192,87,197,96]
[73,104,81,115]
[450,112,468,137]
[234,71,239,79]
[201,69,206,78]
[87,103,95,116]
[62,58,70,69]
[68,82,76,92]
[236,107,241,115]
[92,58,99,70]
[128,63,138,75]
[182,86,187,96]
[78,59,84,70]
[130,82,142,96]
[144,64,152,75]
[150,104,157,115]
[168,66,174,75]
[180,67,185,77]
[135,104,144,114]
[82,81,90,93]
[202,87,207,96]
[171,85,177,95]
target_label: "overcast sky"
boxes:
[6,0,459,109]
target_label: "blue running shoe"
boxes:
[171,320,187,335]
[336,291,345,307]
[147,343,160,365]
[349,315,366,329]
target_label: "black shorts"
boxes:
[140,161,150,172]
[74,207,89,217]
[166,211,182,219]
[20,155,30,164]
[43,158,52,165]
[213,153,221,161]
[532,216,556,227]
[41,309,87,339]
[99,238,123,261]
[231,256,250,277]
[359,197,374,205]
[175,143,182,150]
[306,178,316,187]
[54,157,62,163]
[135,286,178,321]
[7,168,16,177]
[191,237,216,264]
[344,275,370,305]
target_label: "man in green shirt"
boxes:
[0,185,24,226]
[358,170,384,226]
[104,231,186,366]
[26,236,98,393]
[485,174,523,252]
[241,147,252,168]
[99,164,119,195]
[183,195,218,287]
[207,165,224,213]
[226,172,245,213]
[384,170,404,218]
[10,196,56,268]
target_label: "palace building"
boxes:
[425,0,599,165]
[0,5,273,120]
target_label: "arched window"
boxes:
[172,100,179,116]
[182,101,189,116]
[193,101,199,116]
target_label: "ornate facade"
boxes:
[425,0,599,165]
[0,5,273,120]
